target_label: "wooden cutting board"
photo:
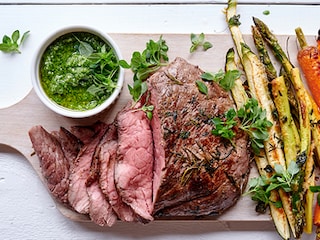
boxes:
[0,33,311,223]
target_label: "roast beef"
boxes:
[68,121,109,214]
[114,101,154,221]
[51,127,83,170]
[99,123,137,222]
[28,126,70,205]
[149,57,250,217]
[86,129,118,227]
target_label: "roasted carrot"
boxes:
[314,193,320,226]
[295,28,320,108]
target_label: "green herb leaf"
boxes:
[79,41,94,57]
[310,186,320,193]
[118,59,131,69]
[126,36,169,102]
[245,161,302,209]
[200,72,215,81]
[228,14,241,27]
[11,30,20,43]
[78,41,120,98]
[0,30,30,54]
[19,31,30,45]
[203,41,213,51]
[211,108,237,142]
[263,10,270,15]
[218,69,241,91]
[201,69,241,91]
[141,104,154,120]
[190,33,213,53]
[237,98,273,154]
[211,98,272,155]
[2,35,11,44]
[196,80,208,95]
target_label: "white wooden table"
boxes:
[0,1,319,239]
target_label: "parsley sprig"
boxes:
[119,36,169,102]
[211,98,273,154]
[0,30,30,53]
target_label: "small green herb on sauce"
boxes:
[40,32,119,111]
[0,30,30,53]
[189,33,213,53]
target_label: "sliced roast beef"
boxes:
[99,123,137,222]
[70,121,106,145]
[148,57,250,217]
[68,121,109,214]
[114,101,154,221]
[84,133,117,227]
[28,126,70,205]
[51,127,83,169]
[86,124,119,226]
[86,181,118,226]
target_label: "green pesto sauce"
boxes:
[40,32,119,111]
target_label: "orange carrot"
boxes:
[295,28,320,108]
[315,193,320,226]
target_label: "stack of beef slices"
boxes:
[29,57,251,227]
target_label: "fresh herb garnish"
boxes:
[119,36,169,102]
[0,30,30,53]
[237,98,273,154]
[245,161,302,209]
[75,36,94,57]
[141,104,154,120]
[196,80,208,95]
[211,108,237,141]
[211,98,272,154]
[310,186,320,205]
[228,14,241,27]
[263,10,270,15]
[201,69,241,91]
[77,43,119,98]
[190,33,213,53]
